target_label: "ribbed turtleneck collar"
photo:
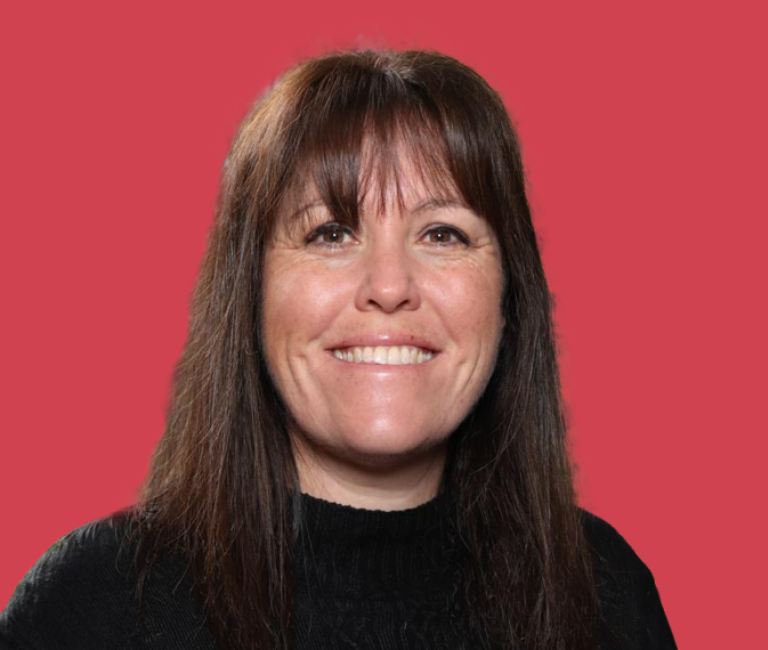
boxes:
[291,486,464,600]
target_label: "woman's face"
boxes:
[261,152,505,497]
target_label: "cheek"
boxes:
[437,265,504,335]
[262,258,344,353]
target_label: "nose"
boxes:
[354,234,421,313]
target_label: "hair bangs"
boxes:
[277,75,478,238]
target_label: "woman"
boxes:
[0,48,676,649]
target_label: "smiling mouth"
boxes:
[328,345,437,366]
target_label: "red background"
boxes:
[1,1,766,647]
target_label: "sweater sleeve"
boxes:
[0,515,140,650]
[581,510,677,650]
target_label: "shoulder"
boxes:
[578,508,677,650]
[1,509,218,649]
[5,508,138,604]
[580,508,652,578]
[0,509,140,648]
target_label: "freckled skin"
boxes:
[261,155,505,509]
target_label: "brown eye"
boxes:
[306,223,354,249]
[425,226,469,246]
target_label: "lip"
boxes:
[326,334,441,353]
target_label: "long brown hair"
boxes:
[132,48,602,650]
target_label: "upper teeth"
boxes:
[332,345,434,365]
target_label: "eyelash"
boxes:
[305,223,470,250]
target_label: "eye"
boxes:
[424,226,470,247]
[304,223,470,250]
[305,223,354,249]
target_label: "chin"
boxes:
[336,426,444,465]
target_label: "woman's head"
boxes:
[217,49,540,500]
[138,48,599,650]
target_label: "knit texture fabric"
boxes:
[293,487,470,649]
[0,488,676,649]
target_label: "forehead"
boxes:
[281,141,467,225]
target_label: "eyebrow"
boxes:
[288,200,325,222]
[288,196,469,221]
[410,197,469,214]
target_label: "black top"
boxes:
[0,488,676,649]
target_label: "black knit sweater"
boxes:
[0,489,676,649]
